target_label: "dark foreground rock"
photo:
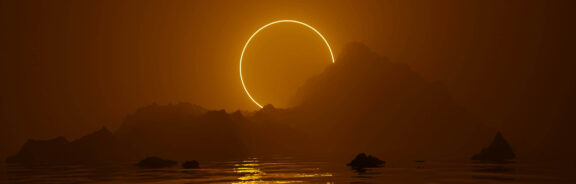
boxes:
[347,153,385,169]
[137,157,177,168]
[182,160,199,169]
[472,131,516,162]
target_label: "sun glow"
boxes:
[239,20,335,108]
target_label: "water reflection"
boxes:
[233,158,265,183]
[3,159,573,184]
[231,158,333,184]
[471,163,516,182]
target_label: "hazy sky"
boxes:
[1,0,575,157]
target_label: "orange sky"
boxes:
[1,0,575,157]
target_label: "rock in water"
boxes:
[182,160,199,169]
[137,157,177,168]
[472,131,516,162]
[347,153,385,168]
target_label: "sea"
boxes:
[1,156,574,184]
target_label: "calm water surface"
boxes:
[1,157,574,184]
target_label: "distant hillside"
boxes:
[6,127,131,164]
[7,43,497,164]
[288,42,493,159]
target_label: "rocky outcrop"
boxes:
[347,153,385,169]
[472,131,516,162]
[182,160,199,169]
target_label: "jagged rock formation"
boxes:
[472,131,516,162]
[347,153,385,168]
[136,157,177,168]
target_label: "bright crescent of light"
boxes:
[240,20,335,108]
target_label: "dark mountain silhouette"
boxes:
[287,42,493,159]
[6,42,496,163]
[472,131,516,162]
[114,103,310,160]
[115,103,246,160]
[6,136,70,164]
[6,127,131,164]
[68,127,133,163]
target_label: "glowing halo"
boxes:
[239,20,335,108]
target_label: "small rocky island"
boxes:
[347,153,385,169]
[136,157,177,168]
[182,160,200,169]
[472,131,516,162]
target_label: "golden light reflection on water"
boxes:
[294,173,333,178]
[232,158,333,184]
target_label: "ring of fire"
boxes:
[239,20,335,108]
